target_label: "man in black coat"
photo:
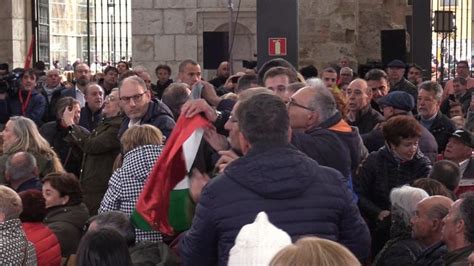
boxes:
[416,81,456,153]
[180,93,371,265]
[363,91,438,162]
[117,76,175,138]
[346,78,384,134]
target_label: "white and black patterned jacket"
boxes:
[99,144,163,243]
[0,218,37,265]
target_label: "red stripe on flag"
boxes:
[134,114,210,235]
[24,35,35,69]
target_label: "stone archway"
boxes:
[214,22,256,72]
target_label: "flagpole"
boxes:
[228,0,234,75]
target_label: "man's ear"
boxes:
[238,132,251,155]
[62,195,70,206]
[432,218,442,231]
[306,111,319,128]
[456,218,465,234]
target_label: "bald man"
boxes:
[412,196,453,265]
[346,78,384,134]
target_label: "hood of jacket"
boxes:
[223,143,319,199]
[44,203,89,231]
[144,98,175,122]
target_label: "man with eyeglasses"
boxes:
[288,82,353,193]
[346,78,384,134]
[443,60,474,102]
[180,93,371,265]
[117,76,175,138]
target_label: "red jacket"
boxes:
[22,222,62,266]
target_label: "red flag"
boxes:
[24,35,35,69]
[132,114,210,235]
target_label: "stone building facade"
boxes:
[0,0,32,68]
[132,0,412,80]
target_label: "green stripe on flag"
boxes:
[131,209,154,231]
[169,189,193,232]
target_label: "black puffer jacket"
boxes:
[348,104,384,135]
[354,146,431,220]
[118,98,175,138]
[373,218,424,266]
[291,127,351,179]
[180,143,371,265]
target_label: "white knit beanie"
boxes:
[228,211,292,266]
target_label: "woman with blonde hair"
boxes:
[0,116,63,183]
[270,237,360,266]
[99,124,164,243]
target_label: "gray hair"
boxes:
[390,185,429,225]
[419,81,443,102]
[340,67,353,75]
[88,211,136,246]
[118,76,147,96]
[5,152,37,181]
[0,185,22,220]
[305,78,338,122]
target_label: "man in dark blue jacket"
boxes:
[180,93,371,265]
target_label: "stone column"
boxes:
[0,0,30,68]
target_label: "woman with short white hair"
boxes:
[374,185,429,265]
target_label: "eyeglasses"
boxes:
[287,98,314,111]
[119,91,147,103]
[228,115,238,123]
[105,95,117,103]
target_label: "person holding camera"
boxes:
[0,69,46,127]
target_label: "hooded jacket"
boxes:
[118,98,175,138]
[291,127,351,179]
[69,115,123,214]
[44,203,89,257]
[320,111,368,172]
[180,143,371,265]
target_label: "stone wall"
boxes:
[0,0,31,68]
[132,0,412,79]
[298,0,412,71]
[132,0,256,80]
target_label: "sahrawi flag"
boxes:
[131,114,210,235]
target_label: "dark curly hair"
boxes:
[42,172,82,206]
[383,115,422,146]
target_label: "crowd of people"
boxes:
[0,56,474,266]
